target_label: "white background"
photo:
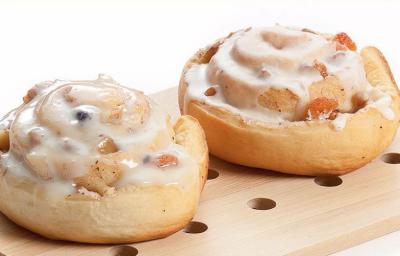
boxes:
[1,1,400,255]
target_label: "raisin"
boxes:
[204,87,217,96]
[142,155,151,164]
[76,111,90,121]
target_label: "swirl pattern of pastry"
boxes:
[0,75,208,243]
[183,26,394,126]
[179,25,400,175]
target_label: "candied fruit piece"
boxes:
[152,154,178,168]
[308,97,338,119]
[313,60,328,79]
[333,32,357,51]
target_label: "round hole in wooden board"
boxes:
[381,153,400,164]
[207,168,219,180]
[314,176,342,187]
[109,245,138,256]
[247,198,276,210]
[183,221,208,234]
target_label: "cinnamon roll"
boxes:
[0,74,208,243]
[179,25,400,175]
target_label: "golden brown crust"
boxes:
[174,115,209,189]
[179,41,400,176]
[361,46,399,93]
[0,116,208,244]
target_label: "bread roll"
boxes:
[0,74,208,243]
[179,25,399,175]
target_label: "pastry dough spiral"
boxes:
[179,25,400,175]
[0,75,208,243]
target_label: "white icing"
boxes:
[77,187,101,200]
[115,143,196,190]
[331,113,349,131]
[367,87,395,120]
[185,64,286,123]
[0,152,76,196]
[184,25,394,129]
[0,75,198,196]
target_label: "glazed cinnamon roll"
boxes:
[179,25,400,175]
[0,74,208,243]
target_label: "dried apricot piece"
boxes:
[307,97,338,119]
[23,88,37,103]
[152,154,178,168]
[333,32,357,51]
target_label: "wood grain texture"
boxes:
[1,87,400,256]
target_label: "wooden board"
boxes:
[2,87,400,256]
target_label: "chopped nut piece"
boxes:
[152,154,178,168]
[0,130,10,152]
[307,97,339,120]
[23,88,37,104]
[333,32,357,51]
[313,60,328,79]
[204,87,217,96]
[97,137,118,154]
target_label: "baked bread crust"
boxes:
[0,80,208,244]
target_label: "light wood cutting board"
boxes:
[1,87,400,256]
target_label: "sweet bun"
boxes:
[179,25,400,176]
[0,74,208,243]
